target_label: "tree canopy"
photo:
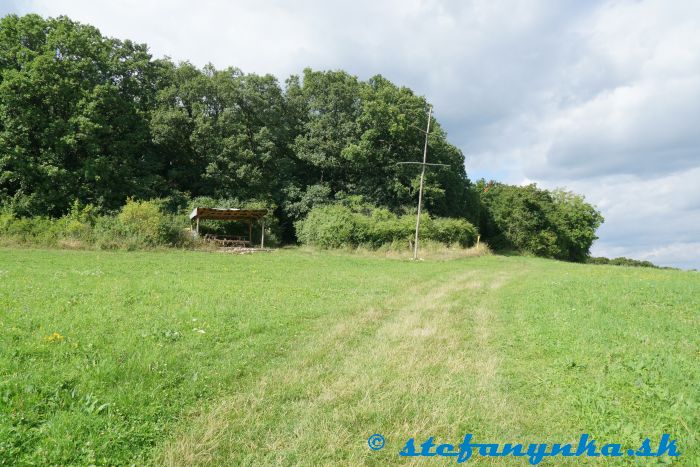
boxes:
[0,13,603,260]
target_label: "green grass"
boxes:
[0,247,698,465]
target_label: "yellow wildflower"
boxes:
[45,332,65,343]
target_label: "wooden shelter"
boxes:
[189,207,268,248]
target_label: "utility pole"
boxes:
[413,106,432,260]
[397,106,447,260]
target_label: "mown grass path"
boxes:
[1,248,698,465]
[160,256,699,465]
[160,269,511,464]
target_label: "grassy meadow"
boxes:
[0,247,698,465]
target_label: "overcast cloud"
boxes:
[8,0,700,268]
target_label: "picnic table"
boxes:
[203,234,251,248]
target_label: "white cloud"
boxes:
[529,0,700,180]
[10,0,700,268]
[546,167,700,269]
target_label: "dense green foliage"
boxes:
[1,249,697,464]
[587,256,668,269]
[0,199,188,249]
[0,15,162,215]
[296,203,477,249]
[0,13,603,260]
[0,15,472,232]
[477,182,604,261]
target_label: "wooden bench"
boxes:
[203,234,251,248]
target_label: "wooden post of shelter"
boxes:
[261,219,265,248]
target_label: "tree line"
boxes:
[0,14,603,260]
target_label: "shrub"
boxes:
[0,215,71,245]
[117,199,177,245]
[424,217,478,247]
[478,182,603,262]
[357,208,412,247]
[587,256,661,269]
[0,199,190,250]
[296,203,478,249]
[296,204,359,248]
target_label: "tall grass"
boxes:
[339,240,493,260]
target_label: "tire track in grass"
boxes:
[157,272,464,465]
[158,269,516,465]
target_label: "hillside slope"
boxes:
[0,248,697,464]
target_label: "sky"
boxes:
[5,0,700,269]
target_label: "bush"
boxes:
[296,204,359,248]
[424,217,478,247]
[366,211,414,248]
[0,214,78,246]
[587,256,662,269]
[478,182,603,262]
[0,199,190,250]
[296,203,478,249]
[117,199,181,246]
